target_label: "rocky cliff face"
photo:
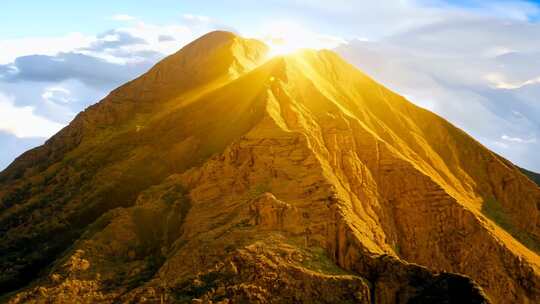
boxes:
[1,31,539,303]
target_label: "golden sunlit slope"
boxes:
[1,31,539,303]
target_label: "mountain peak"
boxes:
[188,30,239,45]
[109,30,269,103]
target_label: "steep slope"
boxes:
[520,167,540,187]
[1,31,539,303]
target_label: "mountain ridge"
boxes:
[1,31,539,303]
[520,167,540,187]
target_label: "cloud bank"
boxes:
[0,93,63,138]
[333,2,540,171]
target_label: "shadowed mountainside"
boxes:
[521,167,540,187]
[1,31,539,303]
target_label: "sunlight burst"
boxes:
[260,21,346,58]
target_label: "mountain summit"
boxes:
[1,31,539,303]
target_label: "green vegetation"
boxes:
[482,198,510,229]
[285,237,350,275]
[301,246,349,275]
[482,198,540,254]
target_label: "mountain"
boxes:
[520,167,540,187]
[1,31,539,303]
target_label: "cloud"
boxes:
[0,132,44,170]
[493,141,510,149]
[0,93,64,138]
[501,134,536,144]
[265,0,540,41]
[336,7,540,171]
[0,52,153,88]
[158,34,176,42]
[0,33,93,64]
[82,29,148,52]
[104,22,202,56]
[0,19,219,90]
[111,14,136,21]
[0,28,160,90]
[42,87,73,104]
[486,73,540,89]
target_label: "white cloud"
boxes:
[111,14,136,21]
[0,93,64,138]
[486,73,540,89]
[0,21,201,66]
[115,22,195,56]
[267,0,540,41]
[493,141,510,149]
[73,22,205,65]
[0,33,93,64]
[42,87,73,104]
[501,134,536,144]
[484,46,516,57]
[336,5,540,171]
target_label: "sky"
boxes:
[1,0,540,171]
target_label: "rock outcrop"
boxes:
[1,31,539,303]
